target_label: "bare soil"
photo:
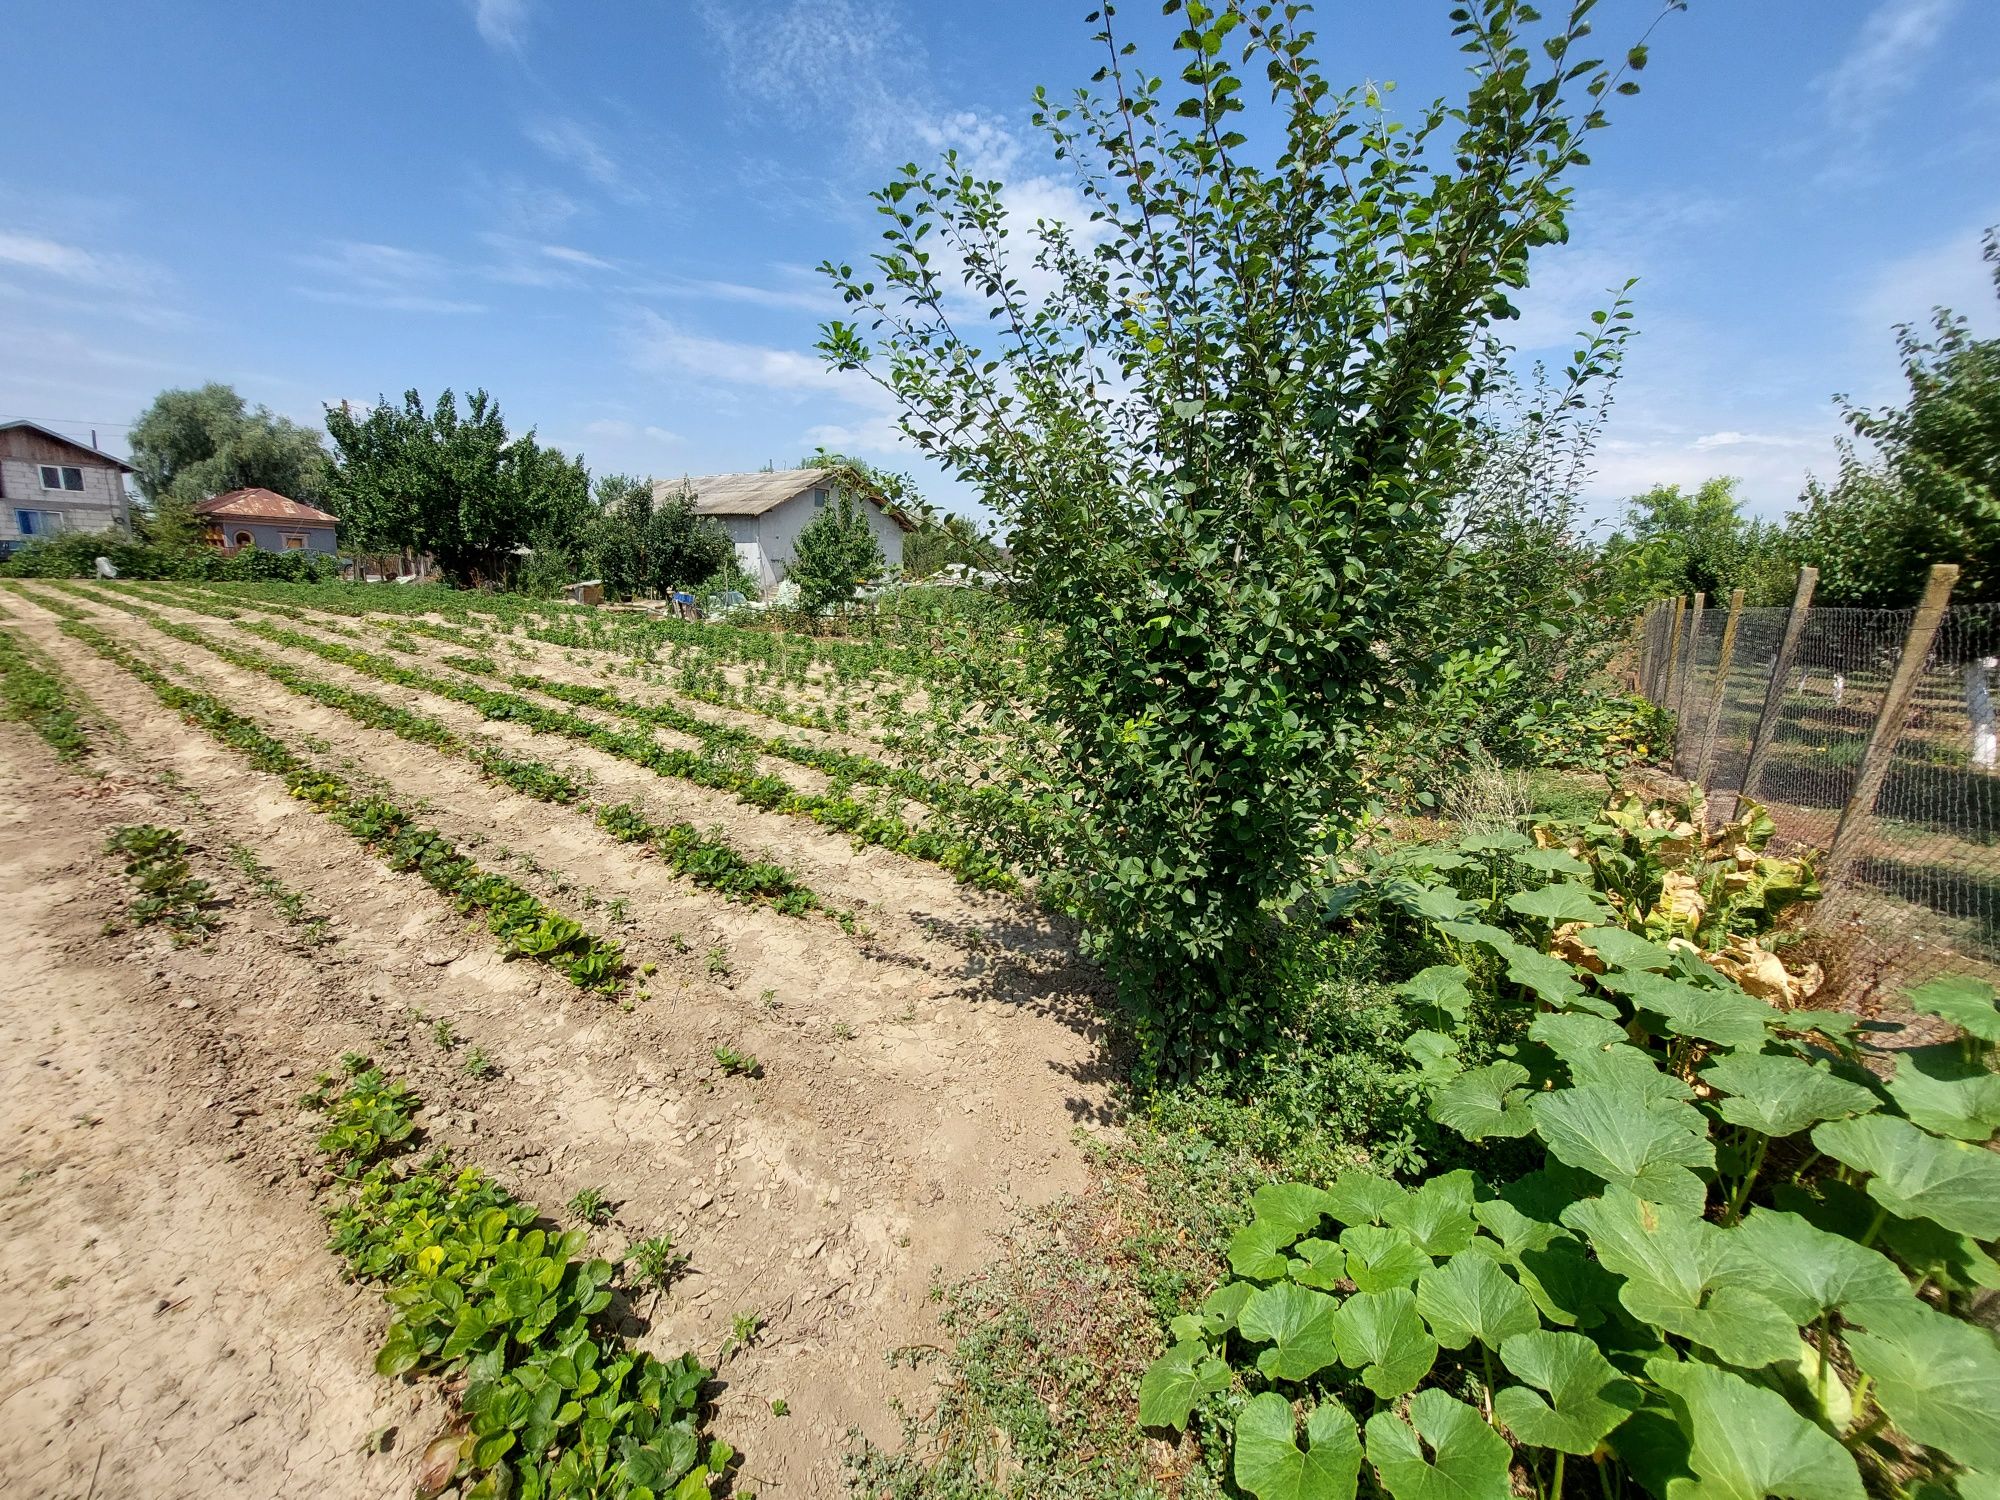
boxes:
[0,583,1119,1498]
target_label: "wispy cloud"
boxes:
[584,417,682,446]
[697,0,922,154]
[1852,220,2000,338]
[469,0,532,53]
[0,231,161,294]
[628,310,863,397]
[1817,0,1960,134]
[525,117,645,204]
[296,240,486,314]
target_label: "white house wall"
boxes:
[751,490,905,594]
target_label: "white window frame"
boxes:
[15,508,63,536]
[37,465,84,491]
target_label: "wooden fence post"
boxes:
[1674,592,1707,767]
[1826,564,1960,876]
[1661,596,1688,704]
[1693,588,1746,792]
[1733,567,1818,820]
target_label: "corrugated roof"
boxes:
[195,488,339,524]
[0,418,135,472]
[654,468,916,530]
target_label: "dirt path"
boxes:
[1,588,1120,1497]
[0,736,439,1499]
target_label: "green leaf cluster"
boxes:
[312,1064,734,1500]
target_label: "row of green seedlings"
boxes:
[45,609,627,992]
[160,578,900,754]
[68,585,837,921]
[188,603,1010,889]
[0,624,97,764]
[182,576,922,688]
[106,824,217,941]
[429,649,940,805]
[306,1056,736,1498]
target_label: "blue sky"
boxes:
[2,0,1996,531]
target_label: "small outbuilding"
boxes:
[196,488,339,555]
[657,468,913,593]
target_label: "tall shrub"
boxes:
[821,0,1675,1077]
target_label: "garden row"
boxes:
[79,584,1011,888]
[52,585,838,921]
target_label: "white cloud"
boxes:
[627,310,873,402]
[0,231,160,294]
[541,244,615,270]
[1691,430,1824,452]
[469,0,531,53]
[296,240,485,314]
[1579,424,1845,527]
[1817,0,1960,132]
[525,117,643,203]
[697,0,923,154]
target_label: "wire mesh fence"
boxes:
[1632,567,2000,1008]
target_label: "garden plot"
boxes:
[0,581,1116,1497]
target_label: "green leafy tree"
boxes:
[585,474,734,600]
[128,383,330,550]
[821,0,1675,1074]
[323,389,588,587]
[1791,229,2000,604]
[786,491,885,611]
[1602,477,1789,607]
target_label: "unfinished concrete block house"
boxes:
[0,419,135,556]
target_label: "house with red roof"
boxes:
[195,488,339,555]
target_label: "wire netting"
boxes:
[1633,592,2000,1007]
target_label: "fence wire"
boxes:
[1633,588,2000,1009]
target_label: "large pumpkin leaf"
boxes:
[1325,1170,1408,1228]
[1530,1013,1694,1104]
[1254,1183,1339,1239]
[1646,1356,1865,1500]
[1461,829,1534,854]
[1811,1115,2000,1239]
[1364,1389,1512,1500]
[1414,1254,1539,1351]
[1713,1210,1909,1323]
[1700,1054,1880,1138]
[1388,880,1479,924]
[1600,970,1777,1051]
[1234,1393,1362,1500]
[1506,882,1611,925]
[1564,1190,1799,1369]
[1843,1295,2000,1473]
[1907,975,2000,1044]
[1430,1062,1537,1141]
[1774,1178,2000,1295]
[1399,965,1476,1024]
[1494,1330,1642,1454]
[1200,1279,1256,1335]
[1577,926,1677,971]
[1339,1225,1433,1294]
[1231,1217,1301,1280]
[1471,1198,1616,1328]
[1138,1340,1230,1429]
[1240,1282,1344,1382]
[1515,847,1594,877]
[1290,1238,1352,1291]
[1528,1086,1716,1213]
[1384,1170,1479,1256]
[1503,944,1597,1011]
[1332,1288,1437,1398]
[1885,1044,2000,1142]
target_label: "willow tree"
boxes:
[821,0,1675,1078]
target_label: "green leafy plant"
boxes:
[567,1186,613,1226]
[462,1047,499,1081]
[627,1234,686,1292]
[312,1063,736,1498]
[432,1018,461,1051]
[704,944,730,980]
[712,1045,760,1078]
[1141,901,2000,1500]
[105,824,216,941]
[0,625,96,764]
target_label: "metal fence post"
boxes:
[1733,566,1818,820]
[1693,588,1746,793]
[1826,563,1960,876]
[1674,592,1707,767]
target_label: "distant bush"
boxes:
[0,533,340,583]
